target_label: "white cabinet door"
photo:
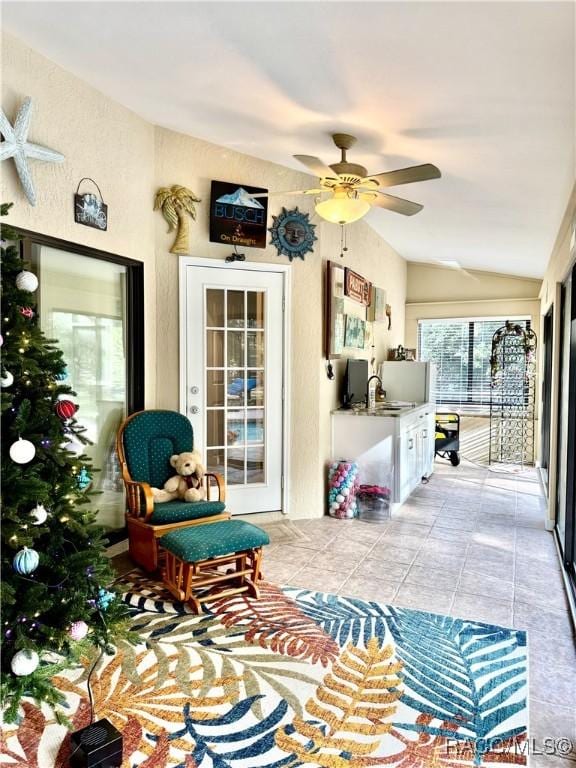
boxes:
[398,424,419,502]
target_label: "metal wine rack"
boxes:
[489,321,537,467]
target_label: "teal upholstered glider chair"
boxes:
[116,410,229,571]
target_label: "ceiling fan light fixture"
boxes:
[315,190,370,225]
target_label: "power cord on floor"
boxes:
[60,646,103,767]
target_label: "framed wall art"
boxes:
[368,286,387,322]
[344,315,366,349]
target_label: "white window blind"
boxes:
[418,317,530,407]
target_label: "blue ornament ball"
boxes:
[13,547,40,575]
[55,368,68,381]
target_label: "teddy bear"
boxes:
[152,451,207,503]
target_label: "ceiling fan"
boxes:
[255,133,441,224]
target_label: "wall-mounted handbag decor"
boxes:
[268,206,317,261]
[154,185,201,254]
[209,181,268,249]
[0,97,64,206]
[74,178,108,231]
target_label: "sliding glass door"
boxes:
[25,235,143,531]
[556,265,576,595]
[540,308,553,491]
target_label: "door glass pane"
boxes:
[206,448,225,476]
[227,331,245,367]
[247,446,264,484]
[227,448,245,485]
[247,410,264,444]
[227,370,245,406]
[247,331,264,367]
[206,330,224,367]
[207,409,224,447]
[227,290,245,328]
[32,245,127,530]
[227,410,245,446]
[207,370,224,407]
[247,291,264,328]
[206,289,224,327]
[247,370,264,406]
[205,287,267,488]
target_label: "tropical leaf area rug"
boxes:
[2,572,528,768]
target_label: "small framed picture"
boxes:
[405,348,416,361]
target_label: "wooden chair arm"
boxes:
[124,479,155,521]
[204,472,226,503]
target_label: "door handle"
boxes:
[190,386,199,395]
[422,429,428,439]
[190,406,199,415]
[408,438,414,450]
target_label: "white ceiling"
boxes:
[3,1,575,277]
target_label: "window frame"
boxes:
[17,229,144,415]
[417,315,531,409]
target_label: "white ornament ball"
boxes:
[1,371,14,387]
[336,494,344,503]
[15,270,39,292]
[11,649,40,676]
[69,621,89,641]
[30,503,48,525]
[331,502,339,509]
[342,488,350,497]
[9,438,36,464]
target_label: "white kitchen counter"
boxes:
[331,403,435,506]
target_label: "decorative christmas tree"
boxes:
[0,203,131,723]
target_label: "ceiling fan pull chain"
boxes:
[339,224,349,258]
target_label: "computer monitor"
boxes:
[343,359,368,406]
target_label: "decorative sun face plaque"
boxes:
[268,206,317,261]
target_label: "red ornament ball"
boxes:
[19,306,35,319]
[55,399,78,420]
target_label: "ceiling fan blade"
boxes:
[250,188,325,198]
[293,154,340,180]
[362,191,423,216]
[362,163,441,189]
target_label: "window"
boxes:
[22,232,144,532]
[418,317,530,408]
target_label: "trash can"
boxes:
[327,460,359,518]
[356,462,392,523]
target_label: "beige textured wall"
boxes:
[1,32,408,521]
[405,263,541,350]
[154,126,406,518]
[0,33,158,405]
[407,263,542,304]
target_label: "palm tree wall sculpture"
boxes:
[154,185,201,254]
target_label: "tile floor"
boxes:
[261,460,576,766]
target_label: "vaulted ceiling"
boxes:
[3,1,575,276]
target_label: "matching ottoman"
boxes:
[160,520,270,613]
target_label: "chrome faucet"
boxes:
[366,375,382,409]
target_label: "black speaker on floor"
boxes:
[69,718,122,768]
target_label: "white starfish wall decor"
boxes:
[0,97,65,206]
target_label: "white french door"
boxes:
[181,261,286,515]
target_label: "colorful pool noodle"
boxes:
[327,461,359,519]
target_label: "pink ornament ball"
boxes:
[69,620,89,641]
